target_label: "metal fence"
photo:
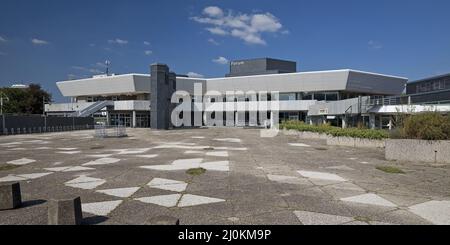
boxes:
[94,125,127,138]
[0,114,95,136]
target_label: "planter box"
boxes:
[385,139,450,164]
[327,136,386,148]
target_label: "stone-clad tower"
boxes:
[150,63,176,130]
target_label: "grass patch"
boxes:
[186,168,206,176]
[354,216,372,223]
[0,164,20,171]
[376,166,405,174]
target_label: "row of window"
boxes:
[416,79,449,93]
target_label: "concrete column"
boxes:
[388,118,393,131]
[106,111,111,126]
[132,111,137,128]
[369,114,376,129]
[342,117,347,129]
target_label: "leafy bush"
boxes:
[280,121,389,140]
[403,112,450,140]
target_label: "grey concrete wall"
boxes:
[0,115,94,135]
[327,136,386,148]
[385,139,450,164]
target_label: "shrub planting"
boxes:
[280,121,389,140]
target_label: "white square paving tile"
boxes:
[297,170,347,182]
[82,200,123,216]
[137,154,158,159]
[184,151,203,154]
[15,173,52,180]
[82,158,121,166]
[86,154,113,158]
[7,158,36,166]
[341,193,397,207]
[289,143,311,147]
[191,136,205,139]
[65,175,103,184]
[409,201,450,225]
[65,181,106,190]
[44,166,75,172]
[294,211,354,225]
[96,187,140,198]
[147,178,188,192]
[57,148,78,151]
[135,194,182,208]
[178,194,225,207]
[213,138,241,143]
[56,151,81,155]
[63,166,95,172]
[206,151,229,157]
[0,175,27,182]
[200,161,230,172]
[267,174,312,185]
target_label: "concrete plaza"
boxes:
[1,128,450,225]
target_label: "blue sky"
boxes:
[1,0,449,102]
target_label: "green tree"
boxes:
[0,84,52,115]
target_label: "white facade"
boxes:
[47,69,408,128]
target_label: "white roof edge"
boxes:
[57,73,150,84]
[204,69,407,81]
[57,69,408,84]
[348,69,408,80]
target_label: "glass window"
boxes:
[325,93,338,101]
[314,93,325,101]
[303,93,313,100]
[279,93,296,101]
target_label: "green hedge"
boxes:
[281,121,389,140]
[402,112,450,140]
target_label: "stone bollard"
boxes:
[0,183,22,210]
[146,215,180,225]
[48,197,83,225]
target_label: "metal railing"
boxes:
[0,125,95,136]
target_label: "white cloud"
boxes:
[191,6,287,45]
[144,50,153,56]
[368,40,383,50]
[89,43,96,47]
[108,38,128,45]
[187,72,205,78]
[144,41,151,46]
[208,38,220,45]
[31,38,49,45]
[206,27,228,36]
[212,56,229,65]
[203,6,224,18]
[0,36,7,43]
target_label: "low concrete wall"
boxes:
[385,139,450,164]
[326,136,386,148]
[282,129,328,140]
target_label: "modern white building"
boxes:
[46,58,412,129]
